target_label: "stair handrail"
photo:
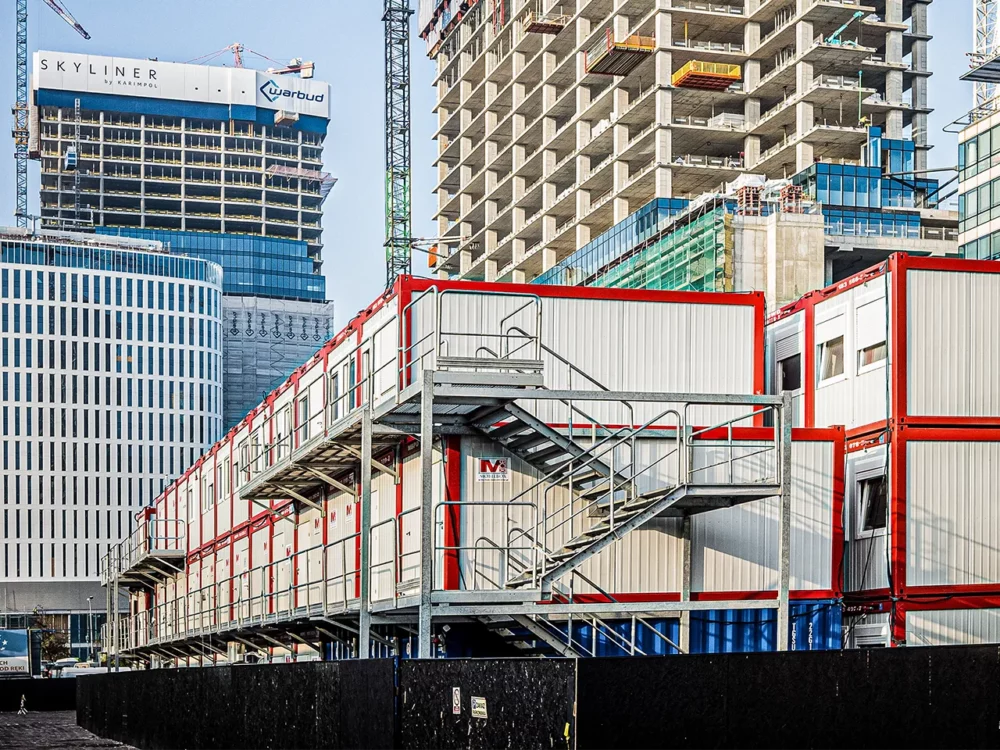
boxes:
[683,402,783,486]
[505,325,636,429]
[505,406,683,574]
[563,568,686,655]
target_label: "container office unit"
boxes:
[104,277,844,663]
[767,254,1000,646]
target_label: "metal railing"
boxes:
[100,518,185,585]
[238,288,544,493]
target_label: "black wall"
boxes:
[0,677,75,711]
[576,646,1000,750]
[399,659,575,750]
[77,645,1000,750]
[77,660,395,750]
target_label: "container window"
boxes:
[818,336,845,381]
[858,341,887,369]
[859,475,888,533]
[778,354,802,391]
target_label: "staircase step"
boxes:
[469,404,513,428]
[489,419,532,439]
[528,445,572,464]
[506,433,552,452]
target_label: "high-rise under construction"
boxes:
[419,0,933,283]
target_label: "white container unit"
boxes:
[767,255,1000,434]
[120,278,774,651]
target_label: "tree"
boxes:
[33,614,70,663]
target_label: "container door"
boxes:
[233,536,250,623]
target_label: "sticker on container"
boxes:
[452,687,461,715]
[476,458,509,482]
[471,696,488,719]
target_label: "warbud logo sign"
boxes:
[259,78,325,106]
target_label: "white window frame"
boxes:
[817,335,847,386]
[857,340,888,375]
[855,471,889,539]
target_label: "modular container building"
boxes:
[103,276,844,664]
[767,255,1000,646]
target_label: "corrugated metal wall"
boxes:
[542,601,842,656]
[907,269,1000,418]
[906,608,1000,646]
[692,439,833,592]
[458,435,836,596]
[907,439,1000,587]
[409,292,759,427]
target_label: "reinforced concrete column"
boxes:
[417,372,435,658]
[459,249,472,274]
[511,269,526,283]
[542,246,557,271]
[653,128,672,198]
[575,222,591,250]
[484,258,498,281]
[512,238,526,265]
[359,407,373,659]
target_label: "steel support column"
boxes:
[359,408,373,658]
[776,391,793,651]
[679,517,692,654]
[417,371,435,657]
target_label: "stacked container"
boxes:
[767,254,1000,645]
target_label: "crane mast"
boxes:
[974,0,1000,108]
[11,0,90,228]
[13,0,29,227]
[384,0,413,288]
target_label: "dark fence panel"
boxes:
[577,645,1000,750]
[77,660,395,750]
[0,677,75,711]
[398,658,575,750]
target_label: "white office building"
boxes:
[0,226,223,615]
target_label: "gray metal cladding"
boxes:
[906,608,1000,646]
[907,439,1000,587]
[907,269,1000,418]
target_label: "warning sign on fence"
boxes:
[471,696,488,719]
[476,458,509,482]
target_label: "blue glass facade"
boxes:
[95,228,324,302]
[794,128,937,240]
[534,198,689,286]
[0,238,222,286]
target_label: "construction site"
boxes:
[5,0,1000,749]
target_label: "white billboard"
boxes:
[0,629,29,675]
[33,51,330,120]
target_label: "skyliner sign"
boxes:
[33,51,330,119]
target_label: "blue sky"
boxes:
[0,1,974,325]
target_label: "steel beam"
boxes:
[418,371,434,658]
[435,600,778,617]
[358,409,373,658]
[303,467,357,498]
[776,391,793,651]
[343,445,399,479]
[433,385,786,406]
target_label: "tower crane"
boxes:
[12,0,90,228]
[384,0,413,288]
[972,0,1000,108]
